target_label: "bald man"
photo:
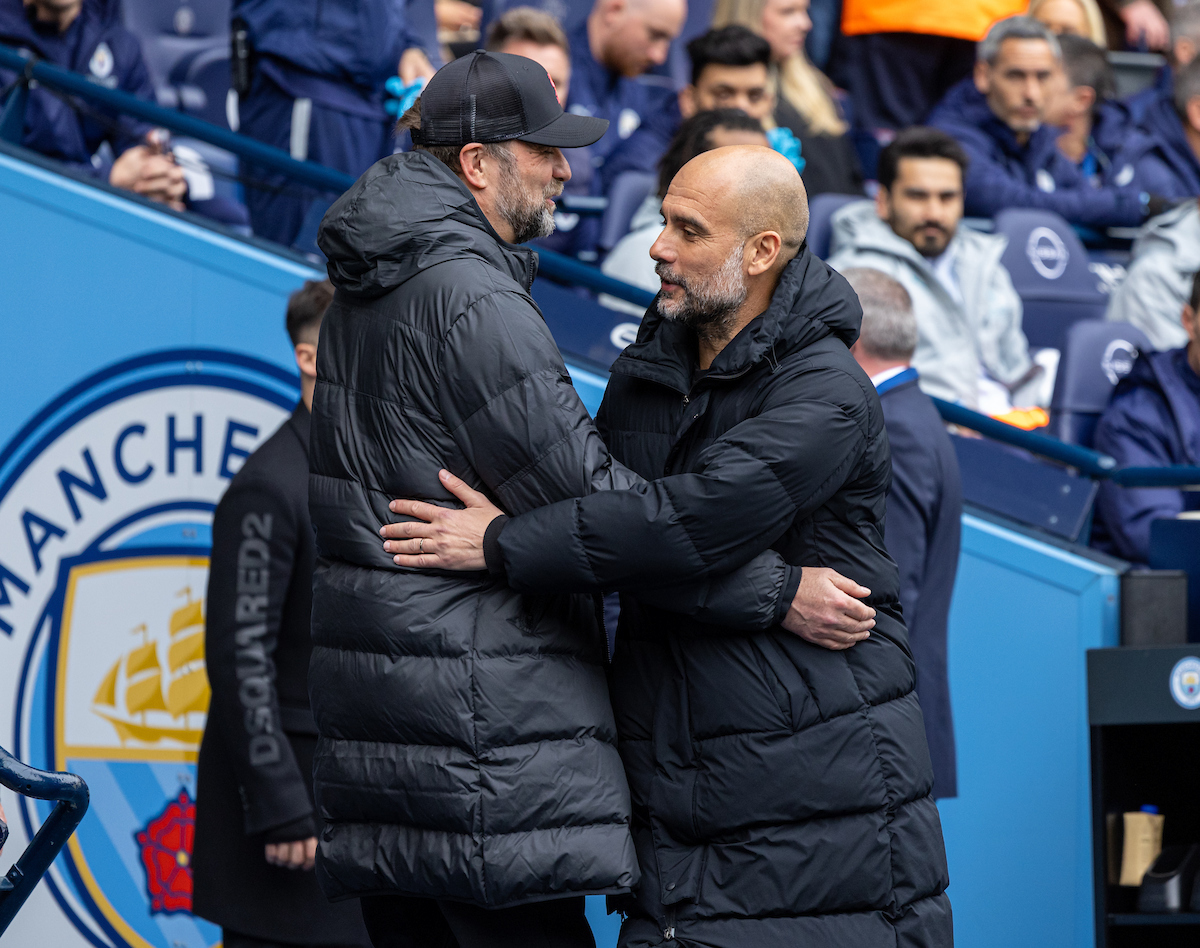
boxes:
[383,147,952,947]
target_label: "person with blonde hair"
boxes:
[1028,0,1107,45]
[713,0,862,193]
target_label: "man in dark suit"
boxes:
[193,280,369,948]
[845,266,963,799]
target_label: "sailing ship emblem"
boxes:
[92,589,210,745]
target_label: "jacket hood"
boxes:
[614,247,861,391]
[1131,198,1200,257]
[317,151,537,299]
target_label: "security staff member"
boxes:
[193,280,369,948]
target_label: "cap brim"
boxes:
[518,112,609,148]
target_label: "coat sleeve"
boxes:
[1093,391,1185,562]
[494,375,871,593]
[946,126,1145,228]
[436,290,792,630]
[204,484,315,839]
[882,438,934,638]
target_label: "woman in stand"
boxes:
[713,0,863,194]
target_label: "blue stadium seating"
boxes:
[122,0,229,105]
[1048,320,1153,448]
[598,169,657,255]
[994,207,1109,351]
[806,192,860,259]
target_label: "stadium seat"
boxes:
[598,170,657,255]
[122,0,230,106]
[1048,320,1153,448]
[806,193,861,260]
[994,207,1109,351]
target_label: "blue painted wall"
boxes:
[0,149,1123,948]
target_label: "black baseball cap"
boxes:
[412,50,608,149]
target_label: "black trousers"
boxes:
[360,895,596,948]
[222,930,355,948]
[838,32,977,131]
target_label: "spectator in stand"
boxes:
[484,8,581,254]
[561,0,687,258]
[1129,51,1200,199]
[1107,199,1200,348]
[837,0,1025,136]
[929,16,1156,229]
[1093,269,1200,562]
[1047,34,1182,196]
[678,27,773,127]
[1029,0,1107,45]
[232,0,438,247]
[828,127,1040,412]
[601,108,769,312]
[712,0,863,195]
[844,267,962,800]
[193,280,371,948]
[0,0,186,208]
[1126,0,1200,124]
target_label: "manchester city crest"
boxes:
[1,350,298,948]
[1170,657,1200,711]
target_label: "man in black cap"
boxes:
[308,50,878,948]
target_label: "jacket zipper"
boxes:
[663,904,677,941]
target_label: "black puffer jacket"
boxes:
[492,250,953,945]
[307,152,795,909]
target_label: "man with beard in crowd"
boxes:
[308,52,877,948]
[382,146,952,947]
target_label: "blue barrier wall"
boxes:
[940,513,1120,948]
[0,149,1125,948]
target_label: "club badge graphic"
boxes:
[1170,656,1200,710]
[1,350,298,948]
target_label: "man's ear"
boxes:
[1186,96,1200,135]
[875,185,891,222]
[1183,304,1198,343]
[678,86,697,119]
[746,231,783,277]
[1176,37,1196,69]
[974,59,990,95]
[294,342,318,380]
[1076,85,1097,116]
[458,143,488,190]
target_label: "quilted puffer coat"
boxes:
[490,249,954,945]
[306,151,795,909]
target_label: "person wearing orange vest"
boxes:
[837,0,1027,141]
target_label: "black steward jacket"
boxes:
[192,405,368,945]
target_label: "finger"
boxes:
[826,572,870,599]
[381,520,434,541]
[833,594,876,621]
[392,553,441,569]
[304,837,317,871]
[386,499,440,522]
[438,469,489,508]
[264,843,278,864]
[384,537,430,555]
[288,840,305,868]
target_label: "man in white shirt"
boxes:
[828,126,1040,411]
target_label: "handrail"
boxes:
[0,745,89,934]
[933,397,1200,488]
[0,42,655,308]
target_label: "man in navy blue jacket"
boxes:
[844,266,962,800]
[929,16,1154,230]
[232,0,437,247]
[1130,55,1200,201]
[0,0,186,207]
[1093,271,1200,564]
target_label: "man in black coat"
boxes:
[193,280,369,948]
[845,267,963,800]
[386,147,952,946]
[310,52,881,948]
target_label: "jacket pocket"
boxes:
[753,635,819,731]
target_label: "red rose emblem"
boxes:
[135,789,195,914]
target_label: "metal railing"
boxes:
[934,398,1200,489]
[0,746,89,935]
[0,43,654,308]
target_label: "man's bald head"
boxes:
[672,146,809,259]
[590,0,687,77]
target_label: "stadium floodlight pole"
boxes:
[0,745,90,935]
[0,42,655,310]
